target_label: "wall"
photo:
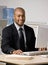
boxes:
[0,0,48,24]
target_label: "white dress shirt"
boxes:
[14,22,27,48]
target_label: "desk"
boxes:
[0,54,48,65]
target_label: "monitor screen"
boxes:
[35,25,48,48]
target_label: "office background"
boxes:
[0,0,48,24]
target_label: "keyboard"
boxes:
[22,51,48,56]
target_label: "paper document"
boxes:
[40,55,48,58]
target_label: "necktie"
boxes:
[19,28,25,51]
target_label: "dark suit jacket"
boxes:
[1,23,37,54]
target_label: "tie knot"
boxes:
[19,28,23,31]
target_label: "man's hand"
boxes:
[12,49,23,54]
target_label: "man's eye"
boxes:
[18,15,20,17]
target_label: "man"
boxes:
[1,7,37,65]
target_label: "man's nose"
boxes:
[20,16,23,19]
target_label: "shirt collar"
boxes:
[14,22,24,31]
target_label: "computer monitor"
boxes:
[35,25,48,48]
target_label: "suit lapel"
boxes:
[12,24,20,49]
[12,24,18,37]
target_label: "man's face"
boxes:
[14,9,25,26]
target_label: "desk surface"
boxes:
[0,54,48,65]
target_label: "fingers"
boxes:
[38,48,47,51]
[12,49,23,54]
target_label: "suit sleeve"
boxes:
[1,28,15,54]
